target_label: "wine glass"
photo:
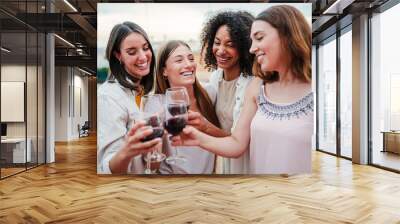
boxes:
[164,87,189,165]
[139,94,166,174]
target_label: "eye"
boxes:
[127,51,136,56]
[214,41,220,46]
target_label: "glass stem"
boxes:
[146,151,151,173]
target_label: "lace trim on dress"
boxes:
[257,85,314,120]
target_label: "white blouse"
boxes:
[97,80,144,174]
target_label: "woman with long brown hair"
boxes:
[155,40,220,174]
[172,5,313,174]
[98,22,161,174]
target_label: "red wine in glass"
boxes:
[140,115,164,142]
[164,116,187,136]
[141,127,164,142]
[167,103,188,116]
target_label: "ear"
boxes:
[114,51,121,62]
[162,70,168,78]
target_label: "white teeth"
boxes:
[217,57,229,62]
[181,72,193,77]
[136,62,147,68]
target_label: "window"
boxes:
[371,2,400,171]
[318,36,337,155]
[340,28,352,158]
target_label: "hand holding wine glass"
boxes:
[170,125,203,147]
[187,110,210,132]
[139,94,166,174]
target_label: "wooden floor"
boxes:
[1,135,400,223]
[373,150,400,171]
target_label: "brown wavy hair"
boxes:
[155,40,220,128]
[253,5,311,83]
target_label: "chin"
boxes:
[184,78,195,86]
[134,69,150,77]
[217,63,230,70]
[180,78,195,86]
[260,64,270,73]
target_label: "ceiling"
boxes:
[0,0,393,74]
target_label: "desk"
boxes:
[381,131,400,154]
[1,138,31,163]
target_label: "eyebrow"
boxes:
[124,43,148,51]
[252,31,264,37]
[172,53,193,59]
[214,38,233,43]
[172,55,184,59]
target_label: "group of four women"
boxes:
[98,5,313,175]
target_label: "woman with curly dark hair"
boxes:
[188,11,254,174]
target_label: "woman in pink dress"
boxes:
[172,5,313,174]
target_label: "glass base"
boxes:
[144,153,166,174]
[144,153,166,163]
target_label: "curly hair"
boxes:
[200,11,254,77]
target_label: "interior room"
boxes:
[0,0,399,223]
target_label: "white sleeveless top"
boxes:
[250,84,314,174]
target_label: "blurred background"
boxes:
[97,3,311,83]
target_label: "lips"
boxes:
[216,56,231,64]
[256,53,265,64]
[135,62,148,70]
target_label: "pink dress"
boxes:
[250,84,313,174]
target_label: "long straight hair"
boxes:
[105,21,155,94]
[155,40,220,128]
[253,5,311,83]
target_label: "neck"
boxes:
[223,64,241,81]
[185,85,196,107]
[277,67,296,85]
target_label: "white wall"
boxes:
[1,65,37,138]
[54,67,89,141]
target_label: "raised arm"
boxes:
[187,111,229,137]
[173,78,262,158]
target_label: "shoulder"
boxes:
[246,77,263,93]
[98,80,130,99]
[244,78,263,101]
[208,69,223,85]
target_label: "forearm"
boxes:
[203,122,230,137]
[109,149,136,174]
[197,132,247,158]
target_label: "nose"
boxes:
[216,45,226,55]
[183,58,195,69]
[137,49,147,62]
[249,42,257,54]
